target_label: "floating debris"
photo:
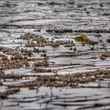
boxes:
[0,87,19,99]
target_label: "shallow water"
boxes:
[1,87,110,110]
[0,0,110,69]
[0,0,110,109]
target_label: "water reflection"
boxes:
[0,0,110,110]
[0,87,110,110]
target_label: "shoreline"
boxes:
[2,69,110,88]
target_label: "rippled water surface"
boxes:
[0,87,110,110]
[0,0,110,110]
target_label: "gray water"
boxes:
[1,0,110,38]
[0,0,110,67]
[0,0,110,110]
[1,87,110,110]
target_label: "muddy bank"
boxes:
[32,69,110,87]
[1,69,110,88]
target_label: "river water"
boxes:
[1,0,110,38]
[0,0,110,110]
[1,0,110,70]
[0,87,110,110]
